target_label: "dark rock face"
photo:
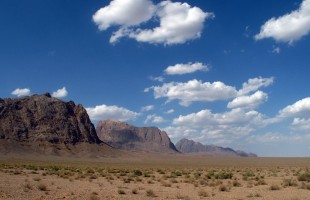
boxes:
[176,138,257,157]
[0,93,101,145]
[96,120,178,153]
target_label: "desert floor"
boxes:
[0,154,310,200]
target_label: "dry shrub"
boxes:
[146,189,156,197]
[270,184,280,190]
[218,184,229,192]
[198,190,208,197]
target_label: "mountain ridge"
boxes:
[96,120,178,153]
[176,138,257,157]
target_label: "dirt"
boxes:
[0,154,310,200]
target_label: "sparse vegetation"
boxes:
[146,189,156,197]
[37,183,47,191]
[117,189,126,195]
[198,190,208,197]
[1,158,310,199]
[270,184,280,190]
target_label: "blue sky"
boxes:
[1,0,310,156]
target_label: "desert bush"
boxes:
[89,194,100,200]
[283,178,298,187]
[171,171,182,177]
[255,179,267,186]
[132,189,138,194]
[198,190,208,197]
[161,181,172,187]
[300,182,310,190]
[298,173,310,182]
[215,171,233,179]
[218,184,229,192]
[23,183,33,191]
[133,170,143,176]
[118,189,126,195]
[37,183,47,191]
[146,189,156,197]
[33,177,41,181]
[243,171,255,180]
[232,180,241,187]
[269,184,280,190]
[176,194,190,200]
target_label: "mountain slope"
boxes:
[0,93,102,145]
[96,120,178,153]
[176,138,257,157]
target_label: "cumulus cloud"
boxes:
[291,118,310,131]
[141,105,154,112]
[92,0,155,31]
[164,62,209,75]
[227,91,268,109]
[173,108,268,128]
[238,77,274,96]
[144,114,165,124]
[165,108,269,145]
[93,0,213,45]
[51,87,68,98]
[255,0,310,43]
[129,1,213,45]
[277,97,310,119]
[11,88,31,97]
[146,79,237,106]
[86,104,139,121]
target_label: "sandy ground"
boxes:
[0,155,310,200]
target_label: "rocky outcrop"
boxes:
[176,138,257,157]
[0,93,101,145]
[96,120,178,153]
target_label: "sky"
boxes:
[1,0,310,157]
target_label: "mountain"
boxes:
[175,138,257,157]
[0,93,102,146]
[96,120,178,153]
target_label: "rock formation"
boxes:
[96,120,178,153]
[0,93,101,145]
[176,138,257,157]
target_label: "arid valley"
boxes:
[1,153,310,200]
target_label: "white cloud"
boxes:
[86,104,139,121]
[144,114,165,124]
[129,1,213,45]
[227,91,268,109]
[246,132,302,144]
[11,88,31,97]
[51,87,68,98]
[164,62,209,75]
[255,0,310,43]
[165,108,269,145]
[173,108,267,128]
[141,105,154,112]
[149,76,165,82]
[272,46,281,54]
[165,109,175,114]
[277,97,310,119]
[93,0,213,45]
[238,77,274,96]
[291,118,310,131]
[92,0,155,31]
[147,79,237,106]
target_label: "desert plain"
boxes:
[1,152,310,200]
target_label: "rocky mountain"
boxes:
[0,93,102,145]
[176,138,257,157]
[96,120,178,153]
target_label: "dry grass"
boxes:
[1,155,310,199]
